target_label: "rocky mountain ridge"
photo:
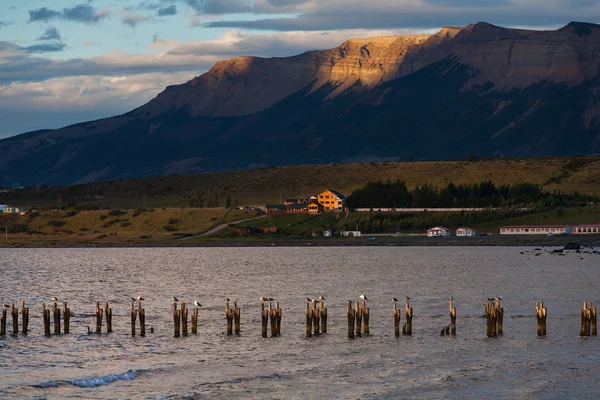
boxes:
[1,21,599,185]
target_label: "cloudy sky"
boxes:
[0,0,597,138]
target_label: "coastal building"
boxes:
[342,230,361,237]
[323,229,333,237]
[427,226,451,237]
[499,225,572,235]
[266,200,323,216]
[572,223,600,234]
[456,227,477,237]
[2,205,23,214]
[318,190,346,211]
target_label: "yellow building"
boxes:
[317,190,346,211]
[308,201,324,215]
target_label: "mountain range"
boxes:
[1,21,600,186]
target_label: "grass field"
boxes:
[3,157,600,209]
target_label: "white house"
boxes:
[456,227,477,237]
[572,223,600,234]
[2,205,22,214]
[322,230,334,237]
[427,226,451,237]
[499,225,572,235]
[342,230,361,237]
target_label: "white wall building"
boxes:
[456,227,477,237]
[499,225,572,235]
[427,226,451,237]
[342,230,361,237]
[572,224,600,234]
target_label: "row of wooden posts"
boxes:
[1,300,599,338]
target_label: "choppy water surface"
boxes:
[1,246,599,399]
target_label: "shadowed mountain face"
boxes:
[1,22,600,185]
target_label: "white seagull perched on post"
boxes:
[404,296,411,301]
[2,304,10,309]
[260,297,274,302]
[137,295,144,301]
[318,295,325,301]
[359,295,369,301]
[194,300,202,308]
[225,298,230,302]
[392,297,398,303]
[172,296,179,302]
[50,297,58,302]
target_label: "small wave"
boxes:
[33,381,59,388]
[264,373,282,379]
[67,370,136,387]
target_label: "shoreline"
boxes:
[1,235,599,248]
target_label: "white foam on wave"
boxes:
[67,370,137,387]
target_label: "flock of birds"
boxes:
[1,295,500,310]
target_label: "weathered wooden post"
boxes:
[305,302,312,338]
[173,303,180,338]
[363,301,370,335]
[393,302,400,338]
[130,301,137,336]
[450,304,456,336]
[591,304,597,336]
[536,302,547,336]
[192,306,198,334]
[405,301,413,336]
[11,303,19,335]
[63,302,70,335]
[42,303,51,337]
[234,301,241,335]
[347,301,355,339]
[320,300,327,334]
[269,302,277,337]
[355,302,362,337]
[225,301,233,335]
[0,308,6,336]
[261,302,268,338]
[21,301,29,334]
[52,302,61,335]
[104,302,112,333]
[139,303,146,337]
[312,301,320,336]
[94,302,102,334]
[181,303,188,337]
[496,298,503,335]
[275,301,281,336]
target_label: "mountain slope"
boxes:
[1,22,600,186]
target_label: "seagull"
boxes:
[495,296,502,301]
[305,297,313,302]
[172,296,179,302]
[392,297,399,302]
[2,304,10,309]
[224,298,230,302]
[194,300,202,308]
[449,296,453,300]
[50,297,58,302]
[129,297,136,302]
[404,296,410,301]
[137,295,144,301]
[359,295,369,301]
[318,295,326,301]
[260,297,274,302]
[487,297,495,301]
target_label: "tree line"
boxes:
[346,180,596,209]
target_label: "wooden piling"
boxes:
[94,302,102,334]
[306,302,312,338]
[42,303,51,337]
[363,301,370,335]
[52,302,61,335]
[11,303,18,335]
[130,302,137,336]
[225,301,233,335]
[591,306,597,336]
[393,302,400,338]
[269,303,277,337]
[139,306,146,337]
[261,302,268,338]
[104,302,112,333]
[181,303,188,337]
[192,307,198,334]
[173,303,180,338]
[347,301,355,339]
[63,302,70,335]
[21,301,29,334]
[320,301,327,334]
[355,302,362,337]
[536,302,547,336]
[405,302,413,336]
[275,302,281,336]
[234,301,241,335]
[0,308,6,336]
[312,301,320,336]
[496,300,503,335]
[449,298,456,336]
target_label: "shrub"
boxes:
[108,209,126,217]
[132,208,145,217]
[120,222,132,227]
[65,209,78,217]
[28,211,40,219]
[99,215,108,220]
[48,220,66,227]
[79,227,89,232]
[168,217,179,225]
[164,225,178,232]
[140,235,151,239]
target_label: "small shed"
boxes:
[456,227,477,237]
[427,226,451,237]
